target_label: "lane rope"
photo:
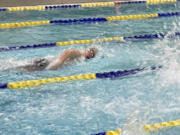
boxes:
[0,32,179,52]
[91,119,180,135]
[0,66,162,89]
[0,0,178,12]
[0,11,179,29]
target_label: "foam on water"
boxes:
[97,21,180,135]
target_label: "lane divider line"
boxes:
[0,66,161,89]
[91,119,180,135]
[0,0,178,12]
[0,12,179,29]
[0,32,179,52]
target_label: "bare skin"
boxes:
[18,47,97,72]
[48,48,97,70]
[48,49,82,70]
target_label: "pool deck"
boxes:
[0,0,130,7]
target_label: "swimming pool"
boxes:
[0,1,180,135]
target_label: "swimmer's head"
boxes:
[85,47,97,59]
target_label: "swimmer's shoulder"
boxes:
[45,56,59,70]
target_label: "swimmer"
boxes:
[17,47,97,72]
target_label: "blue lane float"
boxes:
[50,17,107,24]
[0,43,56,52]
[121,1,146,4]
[158,12,180,17]
[90,132,106,135]
[96,66,162,79]
[0,8,6,12]
[45,4,80,9]
[0,83,8,89]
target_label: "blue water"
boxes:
[0,3,180,135]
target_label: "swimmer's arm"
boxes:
[48,49,81,70]
[16,65,34,72]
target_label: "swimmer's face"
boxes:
[85,48,97,59]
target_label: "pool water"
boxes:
[0,2,180,135]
